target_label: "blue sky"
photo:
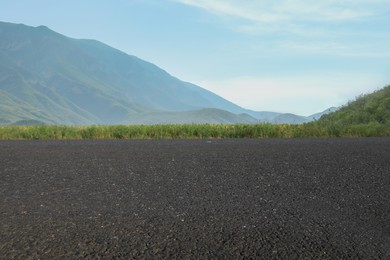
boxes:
[1,0,390,115]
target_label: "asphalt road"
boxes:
[1,138,389,259]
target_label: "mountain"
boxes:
[273,113,310,124]
[306,107,338,121]
[0,21,331,125]
[255,107,338,124]
[127,108,258,124]
[315,86,390,125]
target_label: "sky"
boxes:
[1,0,390,115]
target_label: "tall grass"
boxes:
[0,123,388,140]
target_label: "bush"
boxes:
[0,122,388,140]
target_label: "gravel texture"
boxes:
[1,138,390,259]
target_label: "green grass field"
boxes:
[0,123,388,140]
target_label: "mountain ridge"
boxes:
[0,21,333,125]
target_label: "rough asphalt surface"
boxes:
[1,138,389,259]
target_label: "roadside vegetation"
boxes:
[0,122,388,140]
[0,86,388,140]
[0,124,301,140]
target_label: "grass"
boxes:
[0,123,388,140]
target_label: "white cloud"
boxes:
[176,0,287,23]
[175,0,386,23]
[175,0,390,60]
[174,0,390,115]
[175,0,390,37]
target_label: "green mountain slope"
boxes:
[0,21,336,125]
[317,86,390,125]
[0,23,150,124]
[1,22,260,125]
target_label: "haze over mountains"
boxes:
[0,21,332,125]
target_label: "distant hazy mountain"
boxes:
[273,113,310,124]
[127,108,258,125]
[247,107,338,124]
[307,107,338,121]
[0,21,332,125]
[271,107,339,124]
